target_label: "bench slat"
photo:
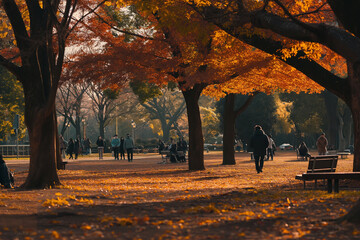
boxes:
[300,172,360,180]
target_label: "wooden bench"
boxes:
[295,155,338,189]
[159,150,170,163]
[337,152,350,159]
[159,150,186,163]
[298,172,360,193]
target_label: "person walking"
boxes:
[96,136,105,160]
[316,132,328,155]
[119,137,125,160]
[66,138,74,159]
[266,134,276,161]
[124,133,134,162]
[83,137,91,155]
[158,139,165,154]
[74,137,81,159]
[111,135,121,160]
[249,125,269,173]
[59,135,67,159]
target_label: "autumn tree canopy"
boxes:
[0,0,107,188]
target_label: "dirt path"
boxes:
[0,151,359,239]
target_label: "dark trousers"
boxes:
[127,148,133,161]
[113,147,119,160]
[267,148,274,161]
[119,150,125,160]
[254,155,265,173]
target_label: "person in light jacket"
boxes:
[111,135,121,160]
[124,134,134,162]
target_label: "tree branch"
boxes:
[250,10,360,65]
[234,92,259,117]
[0,55,21,78]
[3,0,29,54]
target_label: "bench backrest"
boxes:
[307,155,338,173]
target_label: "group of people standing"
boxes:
[110,134,134,162]
[59,135,92,160]
[59,133,135,162]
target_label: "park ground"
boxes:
[0,151,359,239]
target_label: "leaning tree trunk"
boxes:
[22,103,61,188]
[181,84,206,170]
[223,94,236,165]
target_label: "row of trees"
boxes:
[0,0,359,221]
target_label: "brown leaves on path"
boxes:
[0,151,359,239]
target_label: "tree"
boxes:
[57,83,90,139]
[279,92,326,147]
[0,1,105,188]
[192,0,360,169]
[201,106,220,144]
[87,84,120,138]
[66,2,218,170]
[192,0,360,222]
[203,30,321,165]
[133,85,186,142]
[72,1,324,169]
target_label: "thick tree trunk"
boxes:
[182,84,205,170]
[223,94,236,165]
[161,123,171,143]
[347,63,360,172]
[22,104,61,188]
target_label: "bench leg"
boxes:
[303,180,306,190]
[334,179,339,193]
[314,179,317,189]
[327,179,333,193]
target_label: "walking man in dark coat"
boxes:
[250,125,269,173]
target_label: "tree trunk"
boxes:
[75,116,81,139]
[182,84,205,170]
[99,120,105,139]
[223,94,236,165]
[337,111,346,151]
[222,93,257,165]
[339,199,360,222]
[323,91,339,149]
[347,62,360,172]
[22,104,61,188]
[161,122,171,143]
